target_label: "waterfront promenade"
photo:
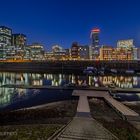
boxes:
[51,90,119,140]
[76,95,91,117]
[73,90,139,119]
[52,117,118,140]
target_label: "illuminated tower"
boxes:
[90,28,100,60]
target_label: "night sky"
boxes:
[1,0,140,49]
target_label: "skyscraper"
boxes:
[11,34,27,60]
[0,26,12,46]
[90,28,100,60]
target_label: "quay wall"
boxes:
[0,60,139,73]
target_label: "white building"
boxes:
[117,39,138,60]
[117,39,134,49]
[28,43,45,60]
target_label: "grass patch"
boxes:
[0,124,62,140]
[89,98,140,140]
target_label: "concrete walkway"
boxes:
[76,95,91,117]
[52,90,119,140]
[73,90,139,119]
[55,117,118,140]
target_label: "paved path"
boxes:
[77,96,90,113]
[76,95,91,117]
[55,117,118,140]
[73,90,139,118]
[52,91,119,140]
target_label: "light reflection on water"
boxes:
[0,72,140,110]
[0,87,41,108]
[0,72,140,88]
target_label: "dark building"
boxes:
[0,26,12,46]
[12,34,26,47]
[64,49,70,59]
[137,47,140,60]
[11,34,27,60]
[79,45,89,60]
[71,42,79,59]
[90,28,100,60]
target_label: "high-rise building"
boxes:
[90,28,100,60]
[0,26,12,46]
[11,34,27,60]
[71,42,79,60]
[12,34,26,47]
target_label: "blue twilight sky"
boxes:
[1,0,140,49]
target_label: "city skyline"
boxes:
[1,25,139,49]
[0,25,139,61]
[1,0,140,49]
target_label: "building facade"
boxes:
[0,26,12,46]
[116,48,132,60]
[12,34,26,47]
[51,45,68,60]
[90,28,100,60]
[117,39,134,49]
[11,34,27,60]
[70,42,79,60]
[117,39,137,60]
[79,45,89,60]
[29,43,44,60]
[0,43,6,60]
[100,45,133,60]
[137,48,140,60]
[100,46,115,60]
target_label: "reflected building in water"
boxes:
[100,76,138,88]
[0,72,139,88]
[0,72,140,108]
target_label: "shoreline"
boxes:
[0,61,139,73]
[15,100,71,111]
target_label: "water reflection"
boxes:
[0,72,140,88]
[0,72,140,109]
[0,87,40,108]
